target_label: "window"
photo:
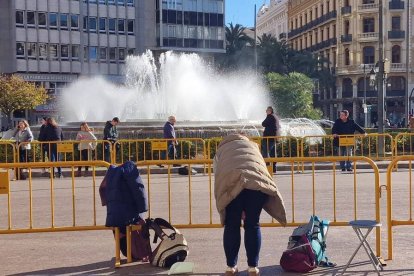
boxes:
[99,18,106,32]
[344,20,350,35]
[49,44,58,59]
[127,19,134,34]
[344,48,350,65]
[109,18,116,33]
[16,11,24,25]
[99,47,107,60]
[108,0,115,4]
[363,18,375,33]
[127,0,134,6]
[61,45,69,59]
[71,15,79,29]
[71,45,80,59]
[117,0,125,5]
[38,43,47,59]
[49,13,57,28]
[60,14,68,29]
[27,43,36,58]
[83,17,88,30]
[16,42,25,57]
[109,47,116,60]
[89,46,97,60]
[168,25,176,37]
[392,16,401,31]
[363,46,375,64]
[118,19,125,33]
[38,12,46,27]
[362,0,375,3]
[127,48,135,55]
[84,46,88,61]
[99,0,106,3]
[89,17,97,31]
[27,11,35,25]
[118,48,125,60]
[392,45,401,63]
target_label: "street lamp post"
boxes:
[362,64,368,127]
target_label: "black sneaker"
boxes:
[347,168,353,172]
[341,168,346,172]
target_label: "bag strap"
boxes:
[153,218,180,233]
[146,218,168,243]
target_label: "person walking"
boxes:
[38,117,49,175]
[261,106,281,173]
[12,120,33,180]
[76,122,97,177]
[162,116,178,164]
[44,118,64,178]
[214,134,287,276]
[332,110,366,172]
[103,117,119,163]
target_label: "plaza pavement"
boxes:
[1,166,414,275]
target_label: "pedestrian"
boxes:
[261,106,281,173]
[44,118,64,178]
[103,117,120,163]
[214,134,287,276]
[76,122,97,177]
[332,110,366,172]
[38,117,49,170]
[161,115,179,166]
[12,120,33,180]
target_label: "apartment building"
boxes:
[288,0,338,120]
[287,0,413,126]
[257,0,288,41]
[336,0,412,127]
[0,0,225,125]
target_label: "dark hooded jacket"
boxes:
[332,118,365,147]
[262,114,281,137]
[103,121,118,142]
[102,161,148,227]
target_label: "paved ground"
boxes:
[1,165,414,275]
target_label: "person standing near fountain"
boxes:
[332,110,366,172]
[12,120,33,180]
[76,122,97,177]
[38,117,49,170]
[103,117,120,163]
[162,115,178,164]
[44,118,64,178]
[261,106,281,173]
[214,134,286,276]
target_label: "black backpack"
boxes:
[178,166,197,175]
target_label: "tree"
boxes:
[0,75,48,125]
[266,72,322,119]
[257,33,289,74]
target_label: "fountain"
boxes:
[58,50,327,140]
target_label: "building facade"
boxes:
[287,0,413,126]
[288,0,338,120]
[257,0,288,41]
[0,0,225,126]
[336,0,412,127]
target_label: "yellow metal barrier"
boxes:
[301,134,394,161]
[386,155,414,260]
[394,133,414,157]
[136,156,382,256]
[113,138,206,165]
[0,141,17,164]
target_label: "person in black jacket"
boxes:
[103,117,120,163]
[45,118,64,178]
[332,110,366,172]
[261,106,281,173]
[38,117,49,174]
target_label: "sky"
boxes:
[225,0,268,27]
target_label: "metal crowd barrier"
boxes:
[113,138,206,165]
[386,155,414,260]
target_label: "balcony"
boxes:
[388,30,405,40]
[358,32,379,41]
[341,6,352,15]
[358,3,379,11]
[390,63,406,72]
[288,10,337,38]
[279,32,287,40]
[341,34,353,43]
[389,0,405,9]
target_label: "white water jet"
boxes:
[61,50,269,122]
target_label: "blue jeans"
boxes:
[223,189,268,267]
[337,146,353,169]
[49,144,61,175]
[261,137,276,170]
[161,144,176,160]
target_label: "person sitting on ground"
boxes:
[214,133,287,276]
[76,122,97,177]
